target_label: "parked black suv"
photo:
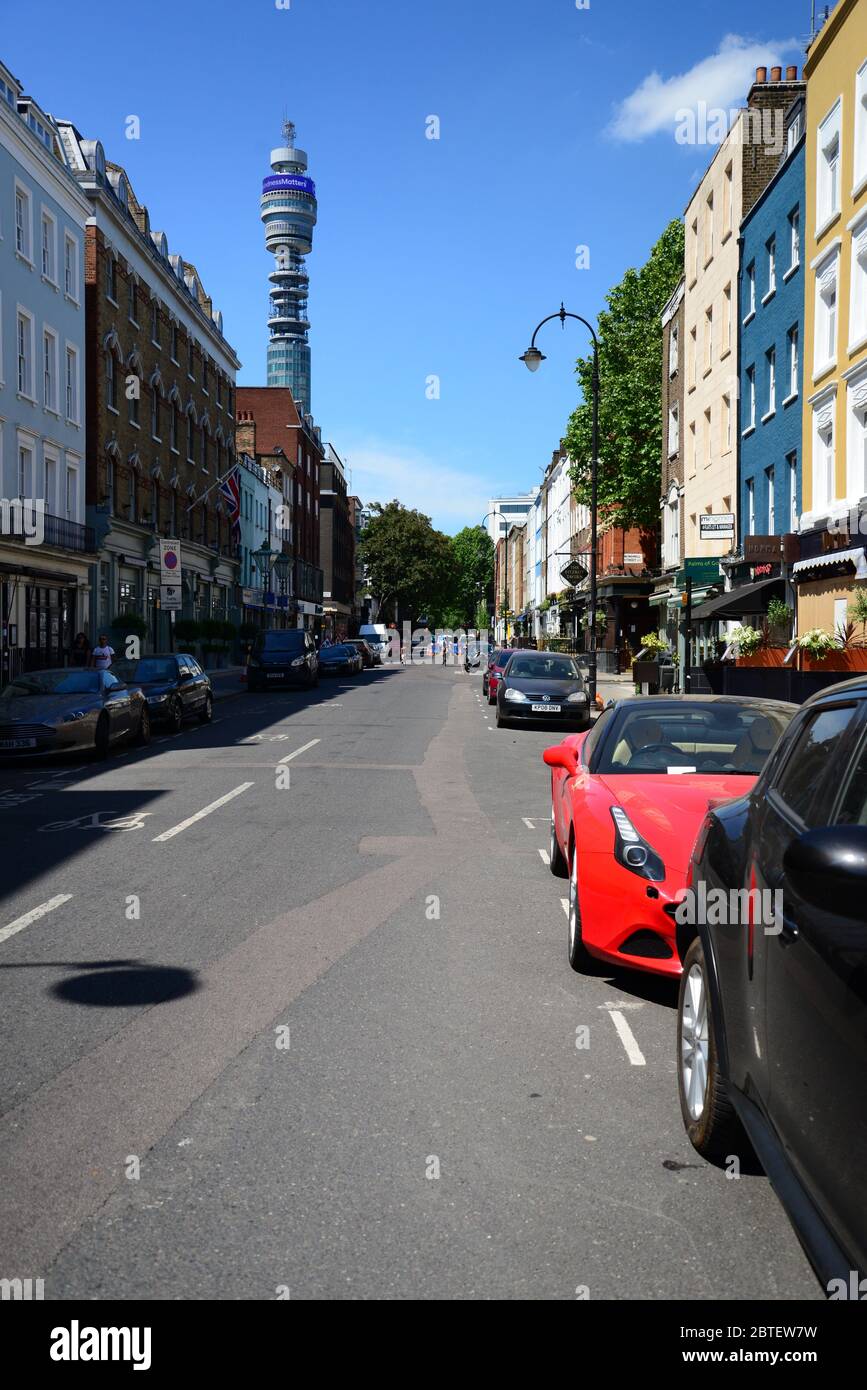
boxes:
[113,653,212,731]
[676,674,867,1292]
[247,629,319,691]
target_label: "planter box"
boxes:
[800,648,867,673]
[736,648,787,668]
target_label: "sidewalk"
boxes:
[204,666,246,703]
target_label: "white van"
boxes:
[358,624,392,661]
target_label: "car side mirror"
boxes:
[543,745,579,777]
[783,826,867,919]
[179,672,194,683]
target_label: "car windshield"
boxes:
[1,670,101,697]
[506,656,580,680]
[259,633,304,651]
[323,645,350,656]
[493,651,512,667]
[115,658,177,683]
[594,702,793,775]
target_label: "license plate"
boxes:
[267,673,284,679]
[0,737,37,748]
[531,703,561,713]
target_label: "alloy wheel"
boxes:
[680,963,709,1121]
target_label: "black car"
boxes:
[495,650,590,729]
[318,643,362,676]
[675,675,867,1291]
[345,638,376,669]
[247,629,319,691]
[113,653,212,731]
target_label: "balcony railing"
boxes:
[2,512,96,553]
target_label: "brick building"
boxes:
[56,122,240,650]
[235,387,323,631]
[319,444,354,640]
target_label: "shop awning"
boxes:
[691,575,784,622]
[792,547,867,581]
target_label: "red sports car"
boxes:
[542,695,796,978]
[484,649,514,704]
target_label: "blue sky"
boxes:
[2,0,810,532]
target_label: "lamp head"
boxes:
[519,347,546,373]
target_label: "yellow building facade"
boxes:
[797,0,867,635]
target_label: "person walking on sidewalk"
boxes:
[89,634,115,671]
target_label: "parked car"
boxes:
[543,695,797,978]
[318,643,363,676]
[247,629,318,691]
[484,649,513,703]
[346,638,378,668]
[0,667,151,758]
[495,650,590,729]
[675,676,867,1290]
[113,653,212,731]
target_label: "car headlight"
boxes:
[62,710,86,723]
[147,693,169,704]
[566,691,588,704]
[291,657,306,667]
[504,687,528,702]
[610,806,665,882]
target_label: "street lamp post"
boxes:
[251,541,276,630]
[520,303,600,707]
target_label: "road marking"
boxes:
[608,1009,646,1066]
[561,898,569,917]
[522,817,536,830]
[0,893,72,946]
[538,848,550,865]
[152,783,254,842]
[277,738,321,766]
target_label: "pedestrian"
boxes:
[70,632,91,668]
[89,633,115,671]
[441,637,447,666]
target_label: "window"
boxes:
[151,480,160,529]
[722,392,731,451]
[64,234,78,299]
[44,452,57,515]
[202,359,208,394]
[668,404,679,457]
[846,374,867,502]
[704,305,713,369]
[746,261,756,319]
[171,322,178,361]
[188,341,194,378]
[705,191,714,263]
[106,253,117,302]
[690,217,698,282]
[216,374,223,406]
[41,211,55,281]
[201,426,207,471]
[775,706,858,826]
[850,215,867,348]
[723,162,732,237]
[171,401,179,451]
[765,236,776,298]
[766,347,776,416]
[151,300,160,346]
[723,284,732,351]
[668,321,679,376]
[106,351,118,411]
[789,208,800,270]
[187,414,194,461]
[688,325,697,389]
[15,185,31,259]
[128,374,140,427]
[746,365,756,429]
[17,311,33,397]
[787,326,799,398]
[151,388,161,440]
[65,464,77,521]
[787,452,798,529]
[128,277,138,324]
[814,249,839,371]
[688,420,696,476]
[65,345,78,421]
[128,469,137,523]
[766,467,775,533]
[18,443,33,500]
[857,61,867,192]
[704,407,712,467]
[42,328,57,411]
[812,399,835,510]
[817,100,842,230]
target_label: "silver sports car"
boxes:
[0,668,151,758]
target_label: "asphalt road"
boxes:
[0,661,820,1299]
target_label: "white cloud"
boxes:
[342,441,492,534]
[607,34,800,143]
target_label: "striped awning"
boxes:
[792,547,867,581]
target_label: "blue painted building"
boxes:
[739,99,806,541]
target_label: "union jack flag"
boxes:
[218,466,241,542]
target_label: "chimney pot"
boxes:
[770,66,782,82]
[756,66,767,83]
[786,65,798,81]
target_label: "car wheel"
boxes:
[495,707,508,728]
[94,712,111,760]
[169,696,183,733]
[549,806,568,877]
[677,936,745,1161]
[198,693,213,724]
[135,707,151,747]
[568,843,593,972]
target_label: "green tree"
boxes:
[450,526,494,625]
[565,218,684,531]
[358,500,454,625]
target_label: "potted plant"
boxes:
[730,622,784,667]
[766,597,794,644]
[797,627,840,670]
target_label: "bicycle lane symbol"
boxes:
[38,811,155,834]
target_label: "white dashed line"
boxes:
[561,898,569,917]
[277,738,321,765]
[0,893,73,946]
[153,782,255,842]
[538,848,550,865]
[608,1009,647,1066]
[522,817,535,830]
